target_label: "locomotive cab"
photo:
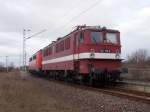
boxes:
[74,26,122,82]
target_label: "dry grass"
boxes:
[122,64,150,81]
[0,71,149,112]
[0,71,77,112]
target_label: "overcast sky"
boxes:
[0,0,150,66]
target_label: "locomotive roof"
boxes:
[62,26,119,38]
[40,26,120,51]
[30,49,42,58]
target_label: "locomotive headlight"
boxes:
[90,49,95,58]
[115,54,120,59]
[115,49,120,59]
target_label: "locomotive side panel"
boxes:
[42,33,76,71]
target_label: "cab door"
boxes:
[73,32,80,71]
[73,32,79,57]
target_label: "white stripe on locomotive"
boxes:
[42,53,121,64]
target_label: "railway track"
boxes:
[92,87,150,104]
[56,81,150,104]
[31,73,150,104]
[116,80,150,87]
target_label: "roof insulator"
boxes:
[57,37,62,41]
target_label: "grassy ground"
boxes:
[0,71,77,112]
[0,71,149,112]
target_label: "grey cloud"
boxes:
[0,0,150,65]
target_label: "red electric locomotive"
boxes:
[29,25,122,84]
[28,50,42,73]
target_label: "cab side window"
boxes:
[79,32,84,43]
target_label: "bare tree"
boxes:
[127,49,148,64]
[146,56,150,64]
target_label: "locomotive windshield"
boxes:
[91,32,103,43]
[106,33,118,44]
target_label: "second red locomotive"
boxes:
[29,25,122,84]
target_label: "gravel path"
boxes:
[0,71,149,112]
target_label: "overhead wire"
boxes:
[55,0,82,23]
[47,0,83,35]
[50,0,101,35]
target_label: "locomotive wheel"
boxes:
[89,76,95,86]
[64,70,69,82]
[89,78,93,86]
[64,76,69,83]
[78,75,82,85]
[78,78,83,85]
